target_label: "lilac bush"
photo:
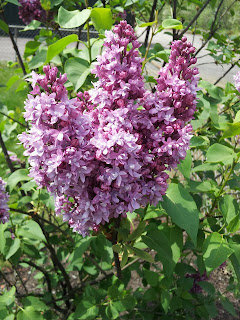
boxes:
[0,177,10,224]
[19,21,199,236]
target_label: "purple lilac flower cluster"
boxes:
[186,271,208,294]
[18,0,52,25]
[19,21,199,236]
[0,178,10,224]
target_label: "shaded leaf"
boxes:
[162,183,199,245]
[203,232,233,273]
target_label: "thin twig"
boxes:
[9,207,73,243]
[0,131,15,173]
[0,12,26,76]
[21,259,65,313]
[0,111,28,128]
[144,0,158,48]
[214,59,240,85]
[172,0,178,41]
[111,217,122,279]
[0,270,14,288]
[178,0,212,38]
[194,0,225,56]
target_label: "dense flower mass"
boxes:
[0,178,10,224]
[18,0,52,25]
[19,21,199,236]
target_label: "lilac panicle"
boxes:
[19,21,199,236]
[18,0,53,25]
[0,178,10,224]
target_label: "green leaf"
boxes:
[162,183,199,246]
[6,0,20,6]
[90,8,113,31]
[138,20,157,27]
[46,34,78,63]
[142,226,182,278]
[106,304,119,319]
[7,169,31,192]
[229,253,240,284]
[22,243,41,259]
[219,195,238,224]
[21,296,48,311]
[20,181,36,192]
[199,80,224,100]
[124,0,139,7]
[28,48,47,69]
[192,163,219,172]
[220,298,237,317]
[177,150,192,179]
[91,39,104,61]
[234,110,240,123]
[22,20,41,32]
[74,303,99,319]
[190,136,210,149]
[17,306,44,320]
[198,281,215,295]
[125,244,154,263]
[72,237,93,263]
[24,41,41,58]
[0,287,16,306]
[144,269,159,287]
[127,221,146,241]
[222,122,240,139]
[161,290,171,313]
[6,238,20,260]
[40,0,51,10]
[64,57,90,91]
[7,75,20,89]
[17,220,46,242]
[227,214,240,233]
[112,244,121,253]
[120,247,128,268]
[206,143,235,164]
[203,232,233,273]
[51,0,63,7]
[58,7,91,28]
[0,223,7,254]
[162,19,183,30]
[0,19,9,34]
[4,315,15,320]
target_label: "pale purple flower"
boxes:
[0,178,10,224]
[234,71,240,93]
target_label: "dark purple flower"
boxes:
[186,271,208,294]
[18,0,53,25]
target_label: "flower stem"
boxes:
[111,216,122,279]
